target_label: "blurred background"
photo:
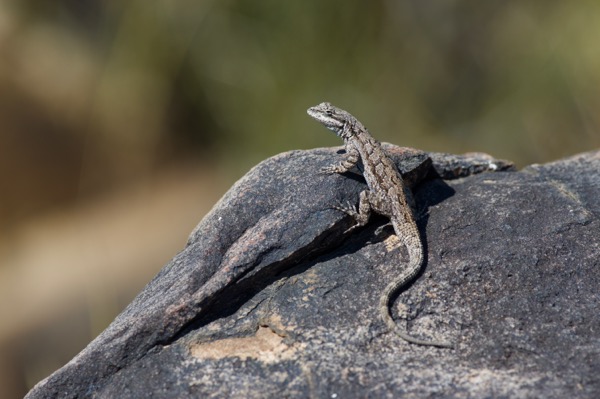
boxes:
[1,1,599,397]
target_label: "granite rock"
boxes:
[26,148,600,399]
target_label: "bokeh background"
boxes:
[1,1,599,397]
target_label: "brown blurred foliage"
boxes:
[0,1,599,397]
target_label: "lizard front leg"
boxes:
[321,142,360,175]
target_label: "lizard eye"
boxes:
[325,110,333,116]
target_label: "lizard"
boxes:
[307,102,453,348]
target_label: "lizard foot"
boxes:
[332,201,359,218]
[331,201,363,234]
[319,165,340,175]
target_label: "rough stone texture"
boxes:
[26,147,600,399]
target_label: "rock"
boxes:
[26,148,599,399]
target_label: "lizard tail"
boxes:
[378,223,454,348]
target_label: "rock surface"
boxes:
[27,147,600,399]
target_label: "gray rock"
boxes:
[26,147,600,399]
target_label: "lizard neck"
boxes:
[345,127,406,195]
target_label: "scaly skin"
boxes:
[307,102,452,348]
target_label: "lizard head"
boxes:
[307,102,356,139]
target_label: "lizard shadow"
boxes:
[415,177,457,261]
[411,178,456,286]
[415,177,457,216]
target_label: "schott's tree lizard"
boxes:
[307,102,453,348]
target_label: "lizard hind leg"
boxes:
[332,190,372,234]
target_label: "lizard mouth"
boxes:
[306,106,323,119]
[307,105,344,134]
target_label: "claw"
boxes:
[342,224,360,235]
[332,201,358,218]
[330,202,361,234]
